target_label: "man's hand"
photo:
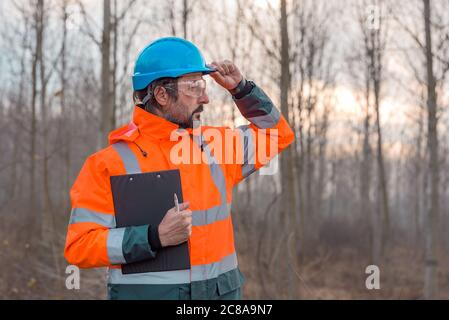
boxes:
[158,201,192,247]
[208,60,243,90]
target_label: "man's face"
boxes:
[164,72,209,129]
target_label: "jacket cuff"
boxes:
[232,82,281,129]
[147,224,162,250]
[231,79,254,99]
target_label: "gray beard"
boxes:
[166,105,203,129]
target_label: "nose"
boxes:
[198,91,209,105]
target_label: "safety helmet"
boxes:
[132,37,215,91]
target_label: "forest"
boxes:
[0,0,448,299]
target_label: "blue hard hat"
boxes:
[132,37,215,90]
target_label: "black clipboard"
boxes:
[110,169,190,274]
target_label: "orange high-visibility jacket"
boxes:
[64,82,295,299]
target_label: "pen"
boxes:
[174,193,180,214]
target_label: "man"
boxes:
[64,37,294,300]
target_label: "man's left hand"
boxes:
[208,60,243,90]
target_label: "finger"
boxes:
[209,70,226,83]
[225,60,239,74]
[223,60,232,70]
[179,201,190,210]
[206,63,218,72]
[183,220,191,228]
[209,62,220,72]
[221,63,230,74]
[213,63,226,75]
[181,209,192,217]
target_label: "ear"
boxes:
[154,86,169,107]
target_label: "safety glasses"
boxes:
[166,79,207,98]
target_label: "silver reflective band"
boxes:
[237,126,256,178]
[106,252,238,284]
[112,142,142,174]
[107,228,126,264]
[247,105,281,129]
[191,252,238,282]
[107,268,191,285]
[192,203,231,226]
[201,138,227,204]
[69,208,116,228]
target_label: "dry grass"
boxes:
[1,229,448,299]
[238,243,449,300]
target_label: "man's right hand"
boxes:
[158,201,192,247]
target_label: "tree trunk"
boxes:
[39,0,54,246]
[61,0,70,211]
[361,73,373,260]
[99,0,113,148]
[280,0,298,299]
[369,22,390,260]
[183,0,188,39]
[413,108,424,246]
[373,71,390,259]
[112,0,118,130]
[423,0,439,300]
[28,0,43,242]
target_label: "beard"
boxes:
[168,104,204,129]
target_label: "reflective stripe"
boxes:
[247,102,281,129]
[106,252,238,284]
[192,203,231,226]
[237,126,256,178]
[201,136,227,204]
[191,132,202,151]
[112,142,141,174]
[107,268,191,285]
[191,252,238,282]
[107,228,126,264]
[69,208,116,228]
[108,143,138,265]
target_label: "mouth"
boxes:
[191,105,203,121]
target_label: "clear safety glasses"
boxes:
[166,78,207,98]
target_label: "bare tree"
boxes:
[392,0,449,299]
[422,0,439,299]
[369,1,391,259]
[279,0,298,299]
[28,0,45,240]
[349,0,390,263]
[99,0,112,148]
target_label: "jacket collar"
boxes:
[108,106,192,144]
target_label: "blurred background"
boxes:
[0,0,448,299]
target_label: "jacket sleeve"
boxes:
[231,82,295,185]
[64,154,157,268]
